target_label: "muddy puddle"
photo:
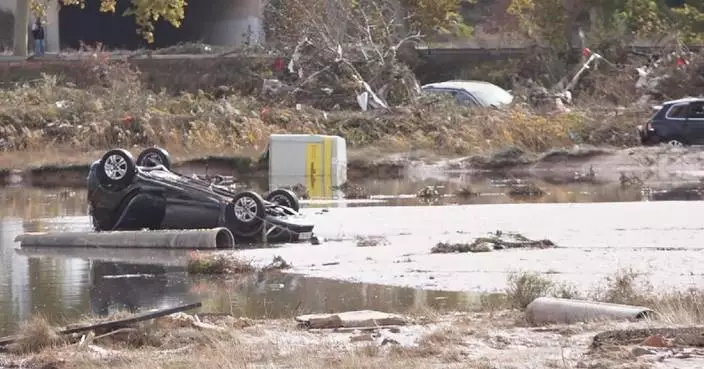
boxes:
[0,242,480,336]
[3,173,704,219]
[2,173,704,337]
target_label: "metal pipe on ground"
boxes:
[14,227,235,249]
[525,297,656,326]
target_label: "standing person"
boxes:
[31,18,45,57]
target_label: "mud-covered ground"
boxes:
[3,144,704,189]
[5,195,703,295]
[1,310,701,369]
[227,200,703,294]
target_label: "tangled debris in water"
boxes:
[431,230,556,254]
[505,182,547,199]
[454,186,479,199]
[262,255,292,271]
[333,182,370,199]
[187,252,290,275]
[356,235,390,247]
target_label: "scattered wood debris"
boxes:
[432,230,556,254]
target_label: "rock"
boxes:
[295,310,407,330]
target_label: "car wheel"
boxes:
[97,149,136,191]
[136,147,172,170]
[227,191,266,232]
[266,188,300,212]
[664,139,685,148]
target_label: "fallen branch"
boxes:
[0,302,202,347]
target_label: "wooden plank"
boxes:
[60,302,202,335]
[0,302,202,347]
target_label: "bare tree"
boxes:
[263,0,424,110]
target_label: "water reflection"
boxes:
[2,247,479,335]
[0,215,479,336]
[89,262,189,316]
[0,177,702,336]
[190,273,480,319]
[0,219,91,334]
[0,179,660,219]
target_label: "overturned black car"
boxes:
[87,147,315,244]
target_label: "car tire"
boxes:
[662,138,686,148]
[266,188,300,212]
[97,149,136,191]
[226,191,266,235]
[136,147,172,170]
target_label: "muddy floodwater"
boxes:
[1,174,704,335]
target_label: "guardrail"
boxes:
[0,44,700,63]
[416,45,703,58]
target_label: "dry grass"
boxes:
[504,271,581,309]
[0,57,645,170]
[27,316,499,369]
[186,251,257,275]
[505,268,704,326]
[0,146,264,171]
[4,270,704,369]
[7,315,65,354]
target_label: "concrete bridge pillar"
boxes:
[205,0,265,46]
[10,0,60,56]
[12,0,28,56]
[45,0,60,52]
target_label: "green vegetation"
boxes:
[507,0,704,47]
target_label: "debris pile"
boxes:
[590,327,704,363]
[431,230,556,254]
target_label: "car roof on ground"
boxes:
[421,80,503,90]
[662,97,704,105]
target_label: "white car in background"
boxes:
[421,80,514,108]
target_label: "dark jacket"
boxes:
[32,23,44,40]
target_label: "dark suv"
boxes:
[638,97,704,147]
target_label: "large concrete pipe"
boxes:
[525,297,656,326]
[16,247,190,266]
[14,227,235,249]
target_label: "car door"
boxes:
[684,101,704,145]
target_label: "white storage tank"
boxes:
[268,134,347,199]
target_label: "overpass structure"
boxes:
[0,0,266,56]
